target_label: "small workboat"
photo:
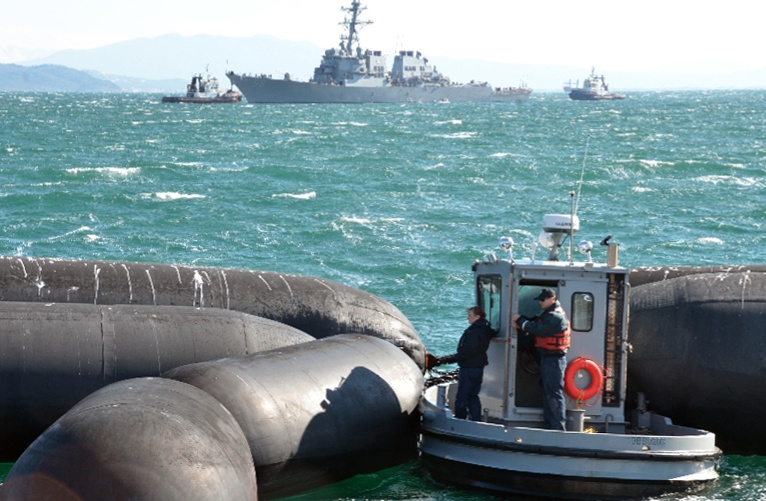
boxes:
[162,72,242,104]
[568,67,625,100]
[419,210,721,500]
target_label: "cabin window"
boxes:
[476,275,502,334]
[570,292,594,331]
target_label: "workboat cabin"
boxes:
[419,213,721,500]
[475,215,625,428]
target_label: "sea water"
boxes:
[1,90,765,500]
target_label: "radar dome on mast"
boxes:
[538,214,579,261]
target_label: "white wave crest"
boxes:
[697,237,724,245]
[66,167,141,176]
[434,132,477,139]
[150,192,207,201]
[48,226,92,241]
[639,159,672,168]
[272,192,316,200]
[695,175,761,187]
[340,216,372,224]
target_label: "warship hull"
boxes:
[227,73,531,104]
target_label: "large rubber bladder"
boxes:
[0,256,424,370]
[0,301,313,460]
[630,264,766,287]
[1,377,258,501]
[628,271,766,453]
[164,334,424,499]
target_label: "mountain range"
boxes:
[3,34,766,93]
[0,64,120,92]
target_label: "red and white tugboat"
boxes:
[162,71,242,104]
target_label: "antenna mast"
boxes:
[569,191,575,263]
[340,1,372,53]
[574,136,589,217]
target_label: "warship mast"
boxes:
[340,0,371,53]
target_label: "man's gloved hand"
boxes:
[439,354,455,365]
[425,353,441,370]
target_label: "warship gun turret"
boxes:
[226,1,531,104]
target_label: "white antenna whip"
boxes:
[574,137,589,216]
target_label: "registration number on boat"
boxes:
[630,437,666,446]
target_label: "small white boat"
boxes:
[568,67,625,100]
[419,213,721,500]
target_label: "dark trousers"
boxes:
[454,366,484,420]
[540,355,567,430]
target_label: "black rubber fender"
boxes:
[0,301,313,461]
[630,264,766,287]
[164,334,424,499]
[0,377,257,501]
[628,271,766,453]
[0,256,424,369]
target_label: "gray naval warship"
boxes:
[226,1,531,104]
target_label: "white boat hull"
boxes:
[419,384,720,500]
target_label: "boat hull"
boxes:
[569,90,625,101]
[421,455,713,501]
[419,384,720,500]
[161,95,242,104]
[227,73,531,104]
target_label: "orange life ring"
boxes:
[564,357,604,401]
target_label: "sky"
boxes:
[2,0,764,76]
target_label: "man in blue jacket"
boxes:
[435,306,493,420]
[513,288,570,430]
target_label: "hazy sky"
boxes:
[3,0,763,74]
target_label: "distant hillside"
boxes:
[0,64,120,92]
[82,71,185,93]
[23,34,322,84]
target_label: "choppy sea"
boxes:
[1,90,765,499]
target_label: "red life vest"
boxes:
[533,305,571,352]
